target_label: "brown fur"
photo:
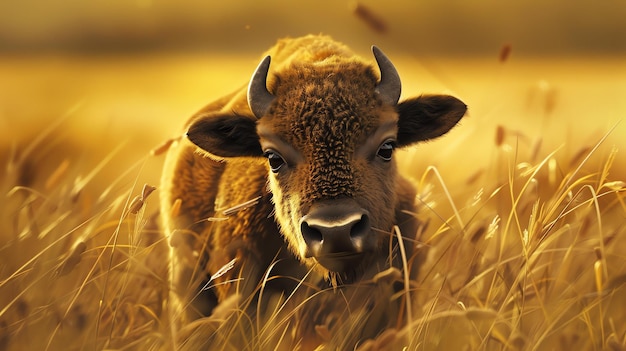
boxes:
[160,35,466,344]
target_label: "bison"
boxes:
[160,35,466,345]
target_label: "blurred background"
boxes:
[1,0,625,188]
[1,0,625,55]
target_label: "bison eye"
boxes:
[264,151,286,172]
[376,140,395,161]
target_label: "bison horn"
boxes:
[247,55,275,118]
[372,46,401,105]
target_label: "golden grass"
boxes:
[0,118,170,350]
[2,119,624,350]
[405,133,626,350]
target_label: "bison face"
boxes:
[187,47,466,280]
[255,100,401,275]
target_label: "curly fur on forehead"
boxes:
[269,63,383,147]
[265,63,385,201]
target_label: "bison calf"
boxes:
[161,34,466,345]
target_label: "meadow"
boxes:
[1,52,625,350]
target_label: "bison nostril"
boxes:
[350,214,370,239]
[301,221,323,246]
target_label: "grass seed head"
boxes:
[495,125,505,147]
[499,44,512,63]
[150,137,178,156]
[352,1,388,34]
[128,195,144,214]
[56,241,87,276]
[594,259,604,293]
[141,184,157,200]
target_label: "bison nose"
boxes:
[299,201,371,259]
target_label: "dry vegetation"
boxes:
[1,55,625,350]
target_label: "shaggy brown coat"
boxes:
[160,35,466,344]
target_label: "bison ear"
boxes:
[396,94,467,147]
[187,112,263,158]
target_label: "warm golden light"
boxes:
[1,2,625,350]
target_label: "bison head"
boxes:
[187,47,466,281]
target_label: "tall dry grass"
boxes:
[2,118,624,350]
[0,119,170,350]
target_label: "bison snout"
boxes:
[299,200,372,271]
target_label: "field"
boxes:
[1,52,625,350]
